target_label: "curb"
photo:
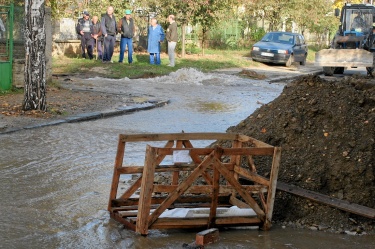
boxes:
[0,99,170,135]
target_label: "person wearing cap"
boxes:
[76,11,94,59]
[101,6,117,63]
[147,18,165,65]
[166,14,178,67]
[91,16,103,60]
[117,9,135,64]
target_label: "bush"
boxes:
[250,27,266,41]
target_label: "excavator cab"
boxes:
[315,3,375,76]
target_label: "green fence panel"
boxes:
[0,3,14,91]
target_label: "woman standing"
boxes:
[147,18,165,65]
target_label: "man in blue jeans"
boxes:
[117,9,135,64]
[101,6,117,63]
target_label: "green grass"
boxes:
[53,49,256,79]
[0,86,23,96]
[307,45,321,62]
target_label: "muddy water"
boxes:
[1,69,374,248]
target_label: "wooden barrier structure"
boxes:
[108,133,281,235]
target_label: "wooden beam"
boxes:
[119,176,142,199]
[264,147,282,230]
[112,195,231,207]
[107,136,126,211]
[117,164,197,174]
[183,139,213,185]
[234,166,270,187]
[208,167,220,228]
[111,212,136,231]
[136,146,158,235]
[152,184,267,195]
[147,151,217,228]
[277,181,375,219]
[229,195,251,209]
[148,217,262,229]
[120,133,240,142]
[213,157,265,220]
[236,134,273,147]
[153,147,275,156]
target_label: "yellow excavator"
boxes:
[315,3,375,76]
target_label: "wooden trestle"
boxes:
[108,133,281,235]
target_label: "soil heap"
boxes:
[227,74,375,233]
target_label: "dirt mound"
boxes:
[227,74,375,232]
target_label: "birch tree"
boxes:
[23,0,46,111]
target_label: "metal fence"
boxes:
[0,3,13,90]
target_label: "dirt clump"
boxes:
[227,74,375,233]
[238,69,267,80]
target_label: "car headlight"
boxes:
[278,50,288,54]
[252,47,260,51]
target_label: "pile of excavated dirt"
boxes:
[227,74,375,233]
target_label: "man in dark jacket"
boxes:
[76,11,94,59]
[91,16,103,60]
[101,6,117,63]
[117,9,135,63]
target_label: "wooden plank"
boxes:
[172,140,183,185]
[148,217,262,229]
[117,164,197,174]
[111,212,136,231]
[208,167,220,228]
[183,139,213,185]
[247,155,257,173]
[147,151,217,227]
[230,140,242,182]
[112,202,233,213]
[277,181,375,219]
[154,147,275,156]
[229,195,251,209]
[264,147,282,230]
[119,176,142,199]
[107,136,126,211]
[237,134,273,148]
[215,217,261,225]
[136,146,157,235]
[120,133,239,142]
[234,166,270,187]
[112,195,231,207]
[213,157,266,220]
[152,184,267,195]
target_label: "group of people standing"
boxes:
[76,6,178,66]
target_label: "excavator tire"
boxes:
[334,67,345,74]
[323,67,335,76]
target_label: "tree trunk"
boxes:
[181,23,186,58]
[23,0,47,111]
[201,29,206,56]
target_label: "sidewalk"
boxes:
[0,77,170,135]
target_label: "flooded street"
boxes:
[1,69,374,248]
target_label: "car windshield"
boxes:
[261,33,295,45]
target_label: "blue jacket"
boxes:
[147,25,165,53]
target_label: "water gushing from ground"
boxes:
[1,69,374,248]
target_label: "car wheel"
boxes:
[323,67,335,76]
[334,67,344,74]
[300,54,307,66]
[286,55,294,67]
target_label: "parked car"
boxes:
[251,31,308,67]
